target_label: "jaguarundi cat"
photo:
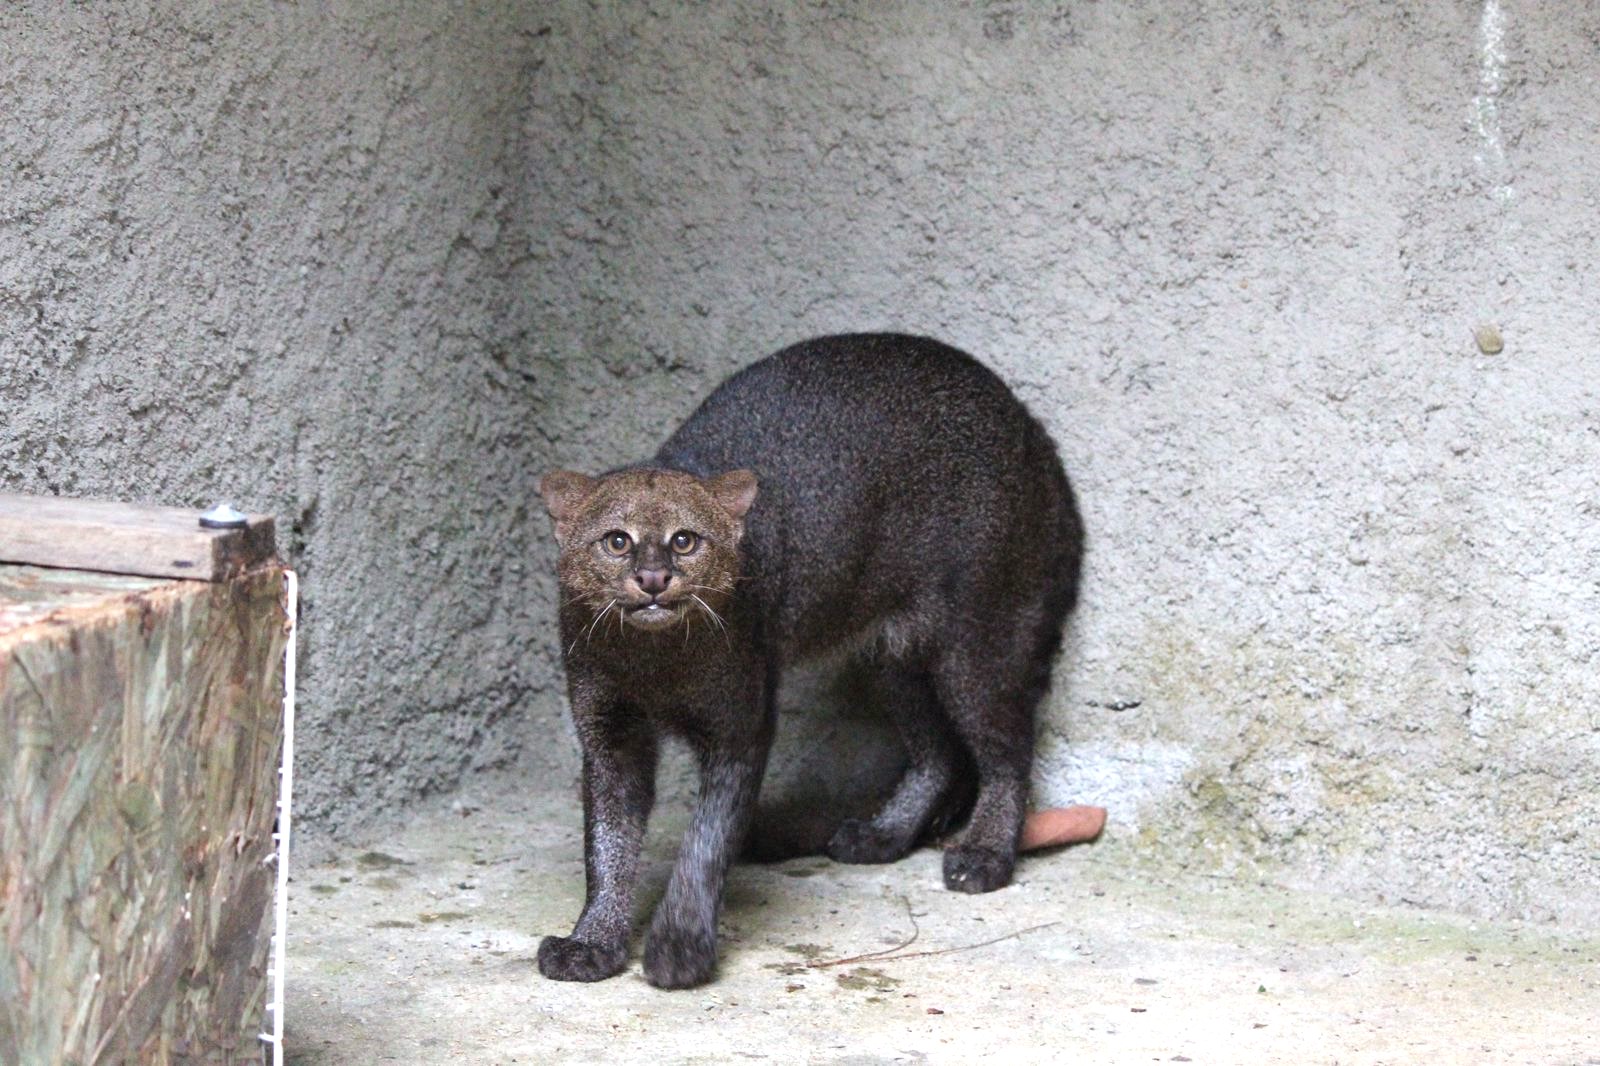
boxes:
[537,333,1083,989]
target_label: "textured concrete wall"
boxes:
[3,2,1595,925]
[0,2,582,844]
[540,0,1600,927]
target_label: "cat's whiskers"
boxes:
[688,593,732,651]
[571,598,617,654]
[597,602,613,640]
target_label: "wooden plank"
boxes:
[0,563,287,1064]
[0,494,275,581]
[0,566,171,637]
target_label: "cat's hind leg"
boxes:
[929,631,1043,894]
[825,662,970,865]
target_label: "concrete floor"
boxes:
[286,773,1599,1065]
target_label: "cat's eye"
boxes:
[670,530,699,554]
[600,531,632,556]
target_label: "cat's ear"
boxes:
[706,469,759,520]
[539,470,596,536]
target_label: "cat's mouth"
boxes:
[623,599,684,629]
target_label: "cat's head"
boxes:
[539,467,758,634]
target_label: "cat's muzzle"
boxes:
[623,598,684,630]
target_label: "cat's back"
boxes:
[657,333,1038,488]
[656,334,1079,658]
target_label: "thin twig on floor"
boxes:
[808,895,921,968]
[808,896,1060,969]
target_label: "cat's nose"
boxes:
[635,568,671,596]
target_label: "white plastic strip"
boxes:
[1474,0,1512,202]
[260,569,297,1064]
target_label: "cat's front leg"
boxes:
[538,706,657,982]
[644,725,771,989]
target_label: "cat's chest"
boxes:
[570,626,759,708]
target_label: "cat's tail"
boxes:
[740,777,977,863]
[740,802,840,862]
[738,713,914,863]
[739,732,977,863]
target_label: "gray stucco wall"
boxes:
[3,2,1595,926]
[0,3,579,838]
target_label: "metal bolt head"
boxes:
[199,503,249,530]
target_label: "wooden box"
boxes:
[0,496,285,1064]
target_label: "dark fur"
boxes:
[537,334,1083,989]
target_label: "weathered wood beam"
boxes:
[0,563,287,1064]
[0,494,275,582]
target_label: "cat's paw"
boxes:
[826,818,912,864]
[942,845,1015,894]
[643,926,718,989]
[537,934,627,982]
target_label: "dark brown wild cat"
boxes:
[537,333,1083,989]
